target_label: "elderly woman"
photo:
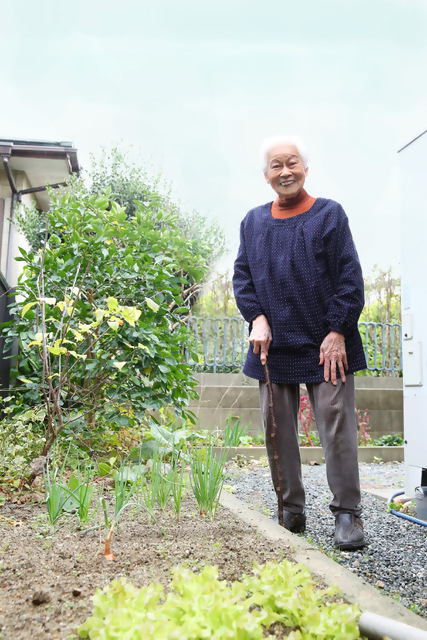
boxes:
[233,135,366,550]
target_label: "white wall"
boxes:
[0,170,34,288]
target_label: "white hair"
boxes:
[260,135,309,173]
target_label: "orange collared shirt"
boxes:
[271,189,316,219]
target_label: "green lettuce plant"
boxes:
[79,559,361,639]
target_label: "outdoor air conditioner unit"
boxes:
[398,129,427,496]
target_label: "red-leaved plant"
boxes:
[298,395,317,446]
[299,394,372,447]
[356,408,371,445]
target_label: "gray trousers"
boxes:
[259,375,362,517]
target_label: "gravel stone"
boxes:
[227,461,427,618]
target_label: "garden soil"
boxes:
[0,484,296,640]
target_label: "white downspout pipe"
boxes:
[359,612,427,640]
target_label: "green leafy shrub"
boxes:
[89,147,225,283]
[0,401,46,479]
[371,434,404,447]
[238,433,265,446]
[79,559,361,639]
[3,185,210,460]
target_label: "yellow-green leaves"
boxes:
[22,298,57,318]
[21,301,37,318]
[26,332,45,348]
[121,306,141,327]
[95,302,141,329]
[56,296,74,315]
[70,328,84,342]
[145,297,160,313]
[107,297,118,312]
[68,351,87,360]
[17,376,35,384]
[48,343,67,356]
[107,319,121,331]
[94,308,105,324]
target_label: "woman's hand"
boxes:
[249,315,272,365]
[319,331,348,384]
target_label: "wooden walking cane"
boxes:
[263,360,284,527]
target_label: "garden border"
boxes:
[215,445,404,463]
[219,491,427,636]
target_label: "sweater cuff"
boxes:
[241,306,264,324]
[328,325,346,336]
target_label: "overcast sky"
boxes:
[2,0,427,277]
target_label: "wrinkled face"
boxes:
[264,144,308,201]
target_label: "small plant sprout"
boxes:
[102,457,157,560]
[141,436,188,517]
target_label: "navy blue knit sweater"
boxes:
[233,198,367,384]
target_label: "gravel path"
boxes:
[227,461,427,618]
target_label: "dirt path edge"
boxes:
[219,491,427,633]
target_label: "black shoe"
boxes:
[282,509,306,533]
[334,513,365,550]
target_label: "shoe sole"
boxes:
[334,540,365,550]
[288,526,306,534]
[273,515,306,533]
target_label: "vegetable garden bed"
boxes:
[0,492,359,639]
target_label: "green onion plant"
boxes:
[67,465,97,527]
[223,416,248,447]
[169,444,188,519]
[190,434,228,519]
[43,449,74,525]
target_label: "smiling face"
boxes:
[264,144,308,201]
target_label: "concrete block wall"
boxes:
[189,374,403,440]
